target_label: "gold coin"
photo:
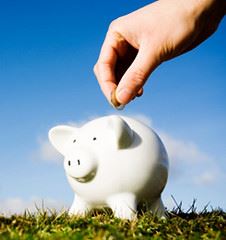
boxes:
[111,89,124,110]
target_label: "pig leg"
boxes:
[107,193,137,220]
[148,197,166,218]
[69,194,91,216]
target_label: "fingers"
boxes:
[94,23,160,106]
[94,29,128,102]
[115,43,159,105]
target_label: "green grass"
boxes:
[0,204,225,240]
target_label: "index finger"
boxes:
[94,30,126,102]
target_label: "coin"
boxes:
[111,89,125,110]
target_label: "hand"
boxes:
[94,0,225,106]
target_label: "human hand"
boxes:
[94,0,225,107]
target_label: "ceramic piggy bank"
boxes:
[49,115,169,219]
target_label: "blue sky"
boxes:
[0,0,225,214]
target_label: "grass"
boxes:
[0,201,225,240]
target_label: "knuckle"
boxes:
[108,18,120,32]
[108,16,124,34]
[131,68,146,89]
[107,18,126,49]
[93,64,98,75]
[108,20,117,32]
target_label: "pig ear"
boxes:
[107,116,134,149]
[48,125,76,155]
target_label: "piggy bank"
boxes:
[49,115,169,219]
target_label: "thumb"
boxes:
[116,44,159,105]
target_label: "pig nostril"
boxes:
[77,159,80,165]
[73,139,76,143]
[93,137,97,141]
[68,161,71,166]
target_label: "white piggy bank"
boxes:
[49,115,169,219]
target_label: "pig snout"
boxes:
[64,150,97,183]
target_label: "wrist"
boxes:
[184,0,225,35]
[191,0,226,17]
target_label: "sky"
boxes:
[0,0,225,215]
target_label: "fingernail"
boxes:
[116,88,133,104]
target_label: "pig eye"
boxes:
[93,137,97,141]
[77,159,80,165]
[73,139,76,143]
[68,160,71,166]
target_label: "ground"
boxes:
[0,206,225,239]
